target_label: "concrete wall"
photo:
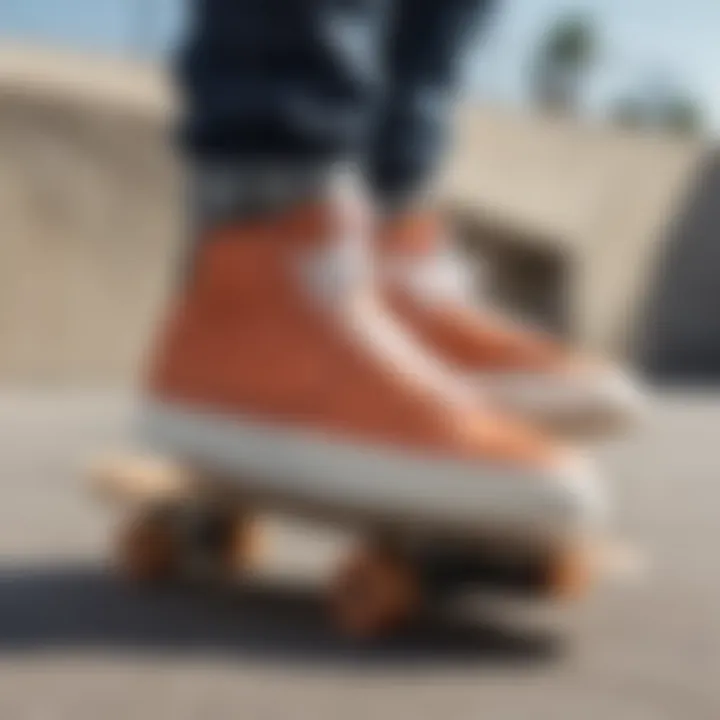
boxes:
[0,80,182,387]
[444,107,708,358]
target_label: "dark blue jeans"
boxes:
[179,0,493,201]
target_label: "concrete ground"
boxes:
[0,392,718,719]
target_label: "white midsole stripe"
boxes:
[134,401,605,541]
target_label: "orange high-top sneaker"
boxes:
[138,193,603,544]
[378,212,643,438]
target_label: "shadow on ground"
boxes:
[0,563,562,669]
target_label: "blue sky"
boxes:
[1,0,719,126]
[474,0,720,125]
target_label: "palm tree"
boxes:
[531,15,597,115]
[662,96,703,134]
[611,77,705,135]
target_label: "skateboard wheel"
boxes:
[116,510,181,585]
[329,545,421,640]
[545,544,595,600]
[195,511,262,578]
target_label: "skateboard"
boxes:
[89,453,637,640]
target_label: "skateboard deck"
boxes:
[89,451,601,562]
[88,451,641,639]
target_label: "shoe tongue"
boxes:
[381,214,483,303]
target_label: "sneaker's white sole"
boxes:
[472,370,645,440]
[125,401,605,546]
